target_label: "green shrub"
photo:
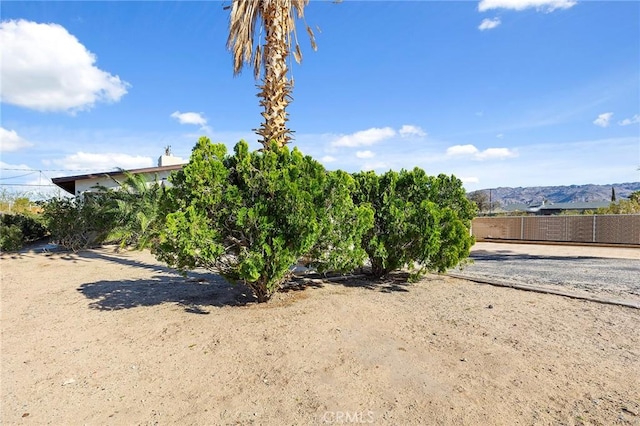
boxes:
[12,197,32,214]
[305,170,373,274]
[0,223,23,252]
[352,169,475,279]
[1,213,47,243]
[596,193,640,214]
[0,213,48,251]
[424,173,477,271]
[42,195,116,251]
[154,138,373,302]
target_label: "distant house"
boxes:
[534,201,611,215]
[498,200,611,215]
[52,154,186,196]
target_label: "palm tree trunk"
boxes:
[256,0,293,149]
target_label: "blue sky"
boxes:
[1,0,639,198]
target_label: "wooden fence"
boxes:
[471,215,640,246]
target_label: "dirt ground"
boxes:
[1,245,639,425]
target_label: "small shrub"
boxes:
[12,197,32,214]
[0,223,23,252]
[596,197,640,214]
[0,213,48,251]
[42,195,115,251]
[1,213,47,242]
[352,168,475,279]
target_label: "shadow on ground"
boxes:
[78,273,257,312]
[76,250,258,311]
[77,250,178,274]
[470,250,599,262]
[76,251,417,313]
[286,270,413,294]
[79,271,415,313]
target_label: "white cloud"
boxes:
[476,147,518,160]
[0,127,33,152]
[618,114,640,126]
[321,155,337,163]
[0,19,129,112]
[356,150,376,159]
[478,0,577,12]
[331,127,396,148]
[446,144,517,160]
[171,111,207,126]
[0,160,31,171]
[593,112,613,128]
[171,111,212,134]
[52,152,154,171]
[478,17,501,30]
[399,125,427,138]
[447,144,480,156]
[496,133,504,139]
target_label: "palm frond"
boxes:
[227,0,312,77]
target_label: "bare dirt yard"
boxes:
[2,244,639,425]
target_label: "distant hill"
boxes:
[470,182,640,206]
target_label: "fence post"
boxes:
[592,215,596,243]
[521,216,524,240]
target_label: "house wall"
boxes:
[74,170,176,194]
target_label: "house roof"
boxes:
[538,201,611,211]
[498,200,611,213]
[51,164,185,195]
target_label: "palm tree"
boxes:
[106,171,164,249]
[227,0,316,149]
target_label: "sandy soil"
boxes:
[2,246,639,425]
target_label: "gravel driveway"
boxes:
[453,242,640,303]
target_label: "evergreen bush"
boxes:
[352,168,475,279]
[42,195,115,251]
[0,213,48,251]
[154,138,373,302]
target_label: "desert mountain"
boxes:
[469,182,640,206]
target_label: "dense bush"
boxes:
[0,213,48,252]
[1,213,47,242]
[0,224,23,252]
[424,173,477,270]
[304,169,373,273]
[154,138,373,302]
[42,195,116,251]
[352,169,475,279]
